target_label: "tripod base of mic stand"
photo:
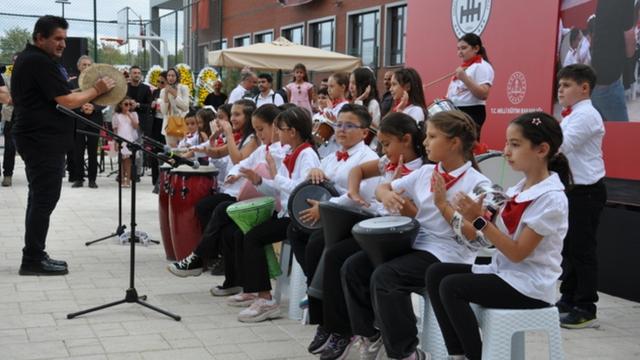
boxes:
[85,225,127,246]
[67,288,181,321]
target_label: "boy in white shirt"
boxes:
[556,64,607,329]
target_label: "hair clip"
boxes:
[531,117,542,126]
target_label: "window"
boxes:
[254,31,274,44]
[213,39,227,50]
[309,19,334,51]
[282,25,304,44]
[348,10,379,67]
[387,5,407,66]
[234,35,250,47]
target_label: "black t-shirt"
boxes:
[11,44,72,153]
[203,92,227,109]
[591,0,635,85]
[127,83,153,120]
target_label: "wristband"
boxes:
[451,210,464,239]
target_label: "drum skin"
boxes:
[352,216,420,266]
[169,168,218,260]
[158,165,174,260]
[288,180,339,233]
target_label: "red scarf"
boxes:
[385,162,412,176]
[431,163,467,191]
[472,142,489,155]
[501,196,534,235]
[391,98,403,112]
[561,106,572,118]
[336,150,350,162]
[332,98,346,107]
[233,131,243,144]
[283,142,312,177]
[452,55,482,80]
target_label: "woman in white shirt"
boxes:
[446,33,494,139]
[426,112,571,360]
[160,68,190,147]
[389,67,427,123]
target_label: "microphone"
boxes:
[160,150,200,169]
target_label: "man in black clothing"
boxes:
[380,70,394,117]
[11,15,115,275]
[72,102,103,188]
[203,80,227,110]
[127,65,153,137]
[150,71,167,188]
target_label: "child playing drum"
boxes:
[342,110,490,360]
[426,112,571,360]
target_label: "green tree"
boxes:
[0,26,31,64]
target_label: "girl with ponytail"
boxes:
[426,111,571,360]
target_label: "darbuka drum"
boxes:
[288,180,339,233]
[427,98,457,118]
[308,202,375,299]
[352,216,420,266]
[226,197,281,279]
[169,165,218,260]
[158,163,175,260]
[313,120,335,146]
[476,151,524,189]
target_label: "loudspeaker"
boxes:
[61,37,89,78]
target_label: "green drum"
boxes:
[226,196,282,279]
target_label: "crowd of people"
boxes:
[1,14,610,360]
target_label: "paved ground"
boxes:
[1,149,639,360]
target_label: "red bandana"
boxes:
[332,98,346,107]
[472,142,489,155]
[561,106,572,118]
[431,163,467,191]
[283,142,312,177]
[385,162,412,176]
[336,150,350,162]
[452,55,483,81]
[501,196,534,235]
[233,131,243,144]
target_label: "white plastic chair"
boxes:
[418,295,449,360]
[272,240,308,321]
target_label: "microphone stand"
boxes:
[58,105,181,322]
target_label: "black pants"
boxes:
[14,142,65,262]
[426,263,548,360]
[220,222,243,288]
[150,116,165,185]
[73,129,99,182]
[559,180,607,315]
[240,214,290,293]
[193,194,237,260]
[457,105,486,139]
[289,225,325,324]
[342,250,440,359]
[2,120,16,176]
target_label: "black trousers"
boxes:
[426,263,548,360]
[73,129,99,182]
[457,105,486,139]
[150,116,165,185]
[559,180,607,315]
[289,225,325,324]
[219,221,243,288]
[193,194,237,260]
[240,214,291,293]
[2,120,16,176]
[14,142,65,262]
[342,250,440,359]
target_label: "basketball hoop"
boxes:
[100,37,126,46]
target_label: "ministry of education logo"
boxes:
[507,72,527,105]
[451,0,492,38]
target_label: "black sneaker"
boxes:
[167,253,204,277]
[88,181,98,189]
[555,300,573,315]
[560,307,599,329]
[71,180,84,188]
[308,326,332,354]
[210,257,225,276]
[319,333,355,360]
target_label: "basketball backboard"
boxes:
[117,7,129,44]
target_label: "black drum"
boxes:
[308,202,375,299]
[352,216,420,266]
[288,180,339,233]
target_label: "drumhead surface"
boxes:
[170,164,218,174]
[288,181,339,232]
[475,151,524,189]
[357,216,412,229]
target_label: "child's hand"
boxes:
[348,191,370,207]
[431,171,448,211]
[265,151,277,178]
[307,168,327,184]
[239,167,261,185]
[380,188,406,213]
[392,154,405,180]
[225,174,241,184]
[299,199,321,226]
[453,192,486,221]
[220,120,233,136]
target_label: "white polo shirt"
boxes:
[473,173,568,305]
[228,84,249,104]
[446,60,494,107]
[253,90,285,108]
[403,105,425,123]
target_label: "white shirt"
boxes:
[320,141,380,198]
[317,100,350,159]
[559,99,605,185]
[228,84,249,104]
[446,60,494,107]
[209,134,256,194]
[391,161,490,263]
[225,143,286,201]
[365,155,425,215]
[577,36,591,65]
[473,173,568,305]
[258,146,321,217]
[254,90,285,108]
[403,105,425,123]
[562,48,579,67]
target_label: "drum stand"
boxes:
[58,105,181,321]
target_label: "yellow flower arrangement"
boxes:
[195,66,220,107]
[144,65,164,88]
[4,65,13,76]
[175,63,194,96]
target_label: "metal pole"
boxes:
[93,0,98,62]
[174,10,178,66]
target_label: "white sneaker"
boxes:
[359,334,384,360]
[210,285,242,297]
[237,298,281,323]
[226,292,258,307]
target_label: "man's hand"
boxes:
[93,76,116,96]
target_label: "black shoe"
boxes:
[308,326,332,354]
[555,300,573,315]
[88,181,98,188]
[19,259,69,276]
[43,254,68,268]
[561,307,599,329]
[210,258,225,276]
[71,180,84,188]
[319,333,355,360]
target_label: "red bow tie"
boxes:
[336,151,349,161]
[233,131,243,143]
[561,106,572,118]
[385,162,412,176]
[501,196,534,235]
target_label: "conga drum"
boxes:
[226,196,282,279]
[158,163,174,260]
[288,180,339,233]
[427,98,457,119]
[352,216,420,266]
[169,165,218,260]
[475,151,524,189]
[308,201,375,299]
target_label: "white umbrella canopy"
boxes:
[208,37,362,72]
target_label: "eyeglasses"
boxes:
[123,102,134,107]
[333,122,363,131]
